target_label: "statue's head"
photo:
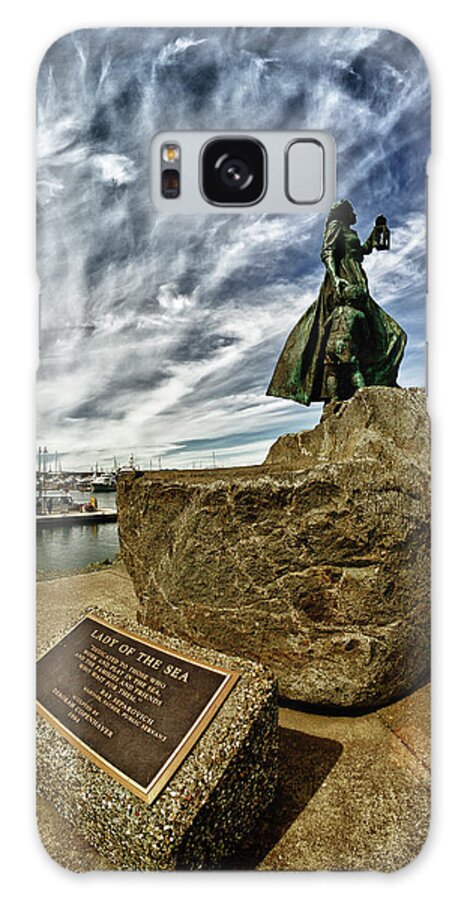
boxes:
[327,199,356,226]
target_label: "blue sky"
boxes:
[37,28,430,471]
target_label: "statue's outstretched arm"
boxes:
[362,227,376,255]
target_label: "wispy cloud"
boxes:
[37,28,430,469]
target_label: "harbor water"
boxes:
[36,491,119,573]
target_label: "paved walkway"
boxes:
[36,563,430,872]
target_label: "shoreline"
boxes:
[36,554,120,582]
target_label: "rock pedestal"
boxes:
[117,387,430,709]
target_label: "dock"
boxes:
[36,509,117,527]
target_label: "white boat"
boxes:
[75,476,93,491]
[117,453,139,475]
[91,472,117,492]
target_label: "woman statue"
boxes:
[266,199,407,405]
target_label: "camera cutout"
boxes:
[151,131,336,215]
[201,138,267,206]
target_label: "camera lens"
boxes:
[202,138,266,205]
[217,156,251,190]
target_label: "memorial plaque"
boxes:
[37,615,240,803]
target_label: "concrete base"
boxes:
[36,607,278,870]
[36,566,431,872]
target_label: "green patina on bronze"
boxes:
[267,199,407,404]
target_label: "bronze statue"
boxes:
[267,199,406,404]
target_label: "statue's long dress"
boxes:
[266,220,407,405]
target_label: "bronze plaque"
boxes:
[37,615,239,803]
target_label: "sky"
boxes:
[36,27,430,472]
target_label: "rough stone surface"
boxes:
[36,569,431,872]
[117,387,430,709]
[36,607,278,871]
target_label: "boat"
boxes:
[75,476,93,491]
[36,506,117,527]
[91,472,117,492]
[36,489,74,515]
[36,489,117,526]
[117,453,139,475]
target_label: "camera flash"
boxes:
[162,143,180,163]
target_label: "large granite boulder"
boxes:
[117,387,430,709]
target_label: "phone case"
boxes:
[36,27,431,872]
